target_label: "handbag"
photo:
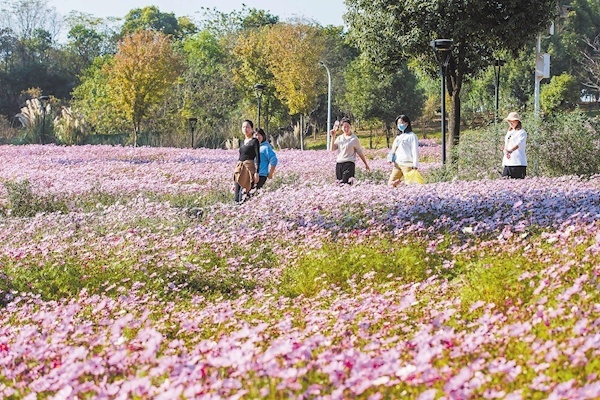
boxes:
[405,169,424,185]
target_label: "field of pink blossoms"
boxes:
[0,144,599,399]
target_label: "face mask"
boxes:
[398,123,406,132]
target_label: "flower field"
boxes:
[0,144,599,399]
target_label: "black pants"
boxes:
[336,161,356,184]
[234,182,245,203]
[255,176,268,190]
[502,166,526,179]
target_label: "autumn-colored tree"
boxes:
[263,22,326,146]
[104,30,184,146]
[265,23,325,116]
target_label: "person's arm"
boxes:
[358,152,370,171]
[268,147,278,179]
[330,131,338,151]
[507,130,526,154]
[412,136,419,169]
[253,139,260,183]
[355,139,370,171]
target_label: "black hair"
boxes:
[395,114,412,133]
[243,119,254,129]
[255,127,267,141]
[340,116,351,125]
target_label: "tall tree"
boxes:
[179,30,238,147]
[345,0,556,154]
[120,6,196,39]
[345,55,424,146]
[104,30,184,146]
[263,22,326,128]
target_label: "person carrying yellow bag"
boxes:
[387,114,422,186]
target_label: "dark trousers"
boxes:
[255,176,268,190]
[502,166,526,179]
[234,182,245,203]
[336,161,356,184]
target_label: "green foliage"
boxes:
[345,0,556,149]
[434,111,600,179]
[105,30,185,146]
[540,73,580,113]
[0,271,12,306]
[120,6,187,38]
[2,180,68,217]
[278,239,436,298]
[531,110,600,177]
[344,55,424,129]
[180,30,239,148]
[458,256,534,313]
[1,243,259,303]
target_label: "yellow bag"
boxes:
[405,169,424,185]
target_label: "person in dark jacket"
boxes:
[233,119,260,203]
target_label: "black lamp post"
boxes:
[38,95,49,145]
[430,39,454,165]
[188,117,197,148]
[493,59,506,124]
[253,83,265,128]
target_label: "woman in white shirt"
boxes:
[330,117,370,184]
[502,112,527,179]
[388,114,419,186]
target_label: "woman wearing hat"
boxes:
[502,112,527,179]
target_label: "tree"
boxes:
[179,30,238,148]
[345,0,556,155]
[104,30,184,146]
[263,22,326,137]
[344,55,424,146]
[579,33,600,97]
[120,6,189,39]
[540,72,580,113]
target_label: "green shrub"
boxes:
[540,73,580,114]
[278,239,437,298]
[3,180,68,217]
[530,110,600,177]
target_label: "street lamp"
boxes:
[188,117,197,148]
[319,60,332,151]
[253,83,265,128]
[493,59,506,124]
[430,39,453,165]
[38,95,49,145]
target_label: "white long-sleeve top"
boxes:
[392,131,419,168]
[503,128,527,166]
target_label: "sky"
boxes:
[49,0,347,27]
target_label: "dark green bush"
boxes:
[3,180,68,217]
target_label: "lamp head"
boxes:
[188,117,198,129]
[253,83,266,95]
[38,95,50,101]
[494,59,506,67]
[430,39,454,52]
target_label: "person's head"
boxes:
[395,115,412,133]
[254,127,267,143]
[340,116,352,134]
[242,119,254,137]
[505,112,522,130]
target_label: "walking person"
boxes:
[330,117,370,184]
[254,128,278,190]
[502,112,527,179]
[233,119,260,203]
[388,115,419,186]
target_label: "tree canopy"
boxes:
[345,0,557,150]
